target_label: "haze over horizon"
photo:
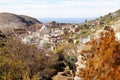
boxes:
[0,0,120,18]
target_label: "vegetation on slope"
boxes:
[98,9,120,25]
[0,34,77,80]
[76,27,120,80]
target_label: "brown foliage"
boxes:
[0,38,69,79]
[77,27,120,80]
[0,39,45,79]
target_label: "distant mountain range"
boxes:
[0,9,120,33]
[0,12,41,33]
[38,18,96,23]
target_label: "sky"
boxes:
[0,0,120,18]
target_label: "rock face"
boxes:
[75,26,120,80]
[0,12,41,33]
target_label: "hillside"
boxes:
[1,9,120,80]
[78,9,120,39]
[96,9,120,25]
[75,26,120,80]
[0,12,41,33]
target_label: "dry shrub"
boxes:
[76,27,120,80]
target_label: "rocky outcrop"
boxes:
[0,12,41,33]
[75,26,120,80]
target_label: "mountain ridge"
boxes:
[0,12,41,33]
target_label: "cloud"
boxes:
[0,0,119,18]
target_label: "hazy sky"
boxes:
[0,0,119,18]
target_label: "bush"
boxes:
[67,38,73,43]
[76,27,120,80]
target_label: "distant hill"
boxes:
[96,9,120,25]
[92,9,120,32]
[0,12,41,33]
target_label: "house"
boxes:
[27,23,42,33]
[39,25,50,34]
[70,25,79,32]
[13,29,28,37]
[50,28,64,37]
[5,32,16,38]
